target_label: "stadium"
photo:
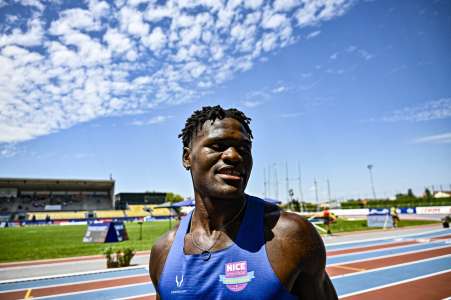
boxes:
[0,177,174,226]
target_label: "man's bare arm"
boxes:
[265,209,337,300]
[148,226,178,300]
[290,221,337,299]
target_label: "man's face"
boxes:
[183,117,253,199]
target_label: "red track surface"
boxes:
[0,275,150,300]
[327,246,451,277]
[342,271,451,300]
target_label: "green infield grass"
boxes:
[317,218,439,234]
[0,219,440,263]
[0,221,173,263]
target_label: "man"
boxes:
[321,206,337,235]
[390,206,399,228]
[149,106,337,299]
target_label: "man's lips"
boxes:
[216,167,243,181]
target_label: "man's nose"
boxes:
[222,146,242,162]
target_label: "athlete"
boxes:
[149,106,337,299]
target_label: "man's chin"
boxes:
[210,184,245,199]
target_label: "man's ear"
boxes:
[182,147,191,170]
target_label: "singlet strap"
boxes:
[170,209,193,256]
[234,195,265,252]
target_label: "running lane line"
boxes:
[340,270,451,300]
[325,228,451,252]
[327,245,451,277]
[332,254,451,297]
[327,240,449,266]
[0,275,151,300]
[19,282,156,300]
[0,267,147,292]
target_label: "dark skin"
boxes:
[149,117,337,299]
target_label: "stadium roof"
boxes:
[0,177,114,191]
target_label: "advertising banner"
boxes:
[83,222,128,243]
[367,209,393,228]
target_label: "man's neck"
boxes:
[191,193,246,235]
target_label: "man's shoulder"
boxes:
[151,223,179,257]
[260,202,327,287]
[149,223,180,286]
[263,204,318,242]
[246,194,314,238]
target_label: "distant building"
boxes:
[115,192,166,209]
[434,191,451,198]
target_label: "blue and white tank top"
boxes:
[158,195,296,299]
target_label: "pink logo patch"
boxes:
[219,261,255,292]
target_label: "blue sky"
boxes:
[0,0,450,203]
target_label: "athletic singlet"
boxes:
[158,195,296,299]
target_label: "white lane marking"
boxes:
[331,254,451,279]
[0,252,150,272]
[325,228,448,246]
[339,269,451,298]
[328,240,448,260]
[0,265,147,285]
[116,292,157,300]
[21,282,152,300]
[0,274,148,294]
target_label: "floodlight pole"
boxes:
[367,164,377,199]
[298,162,304,213]
[314,178,319,211]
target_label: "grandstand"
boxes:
[0,178,175,224]
[115,192,166,209]
[0,177,115,222]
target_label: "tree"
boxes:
[165,192,184,203]
[407,188,415,198]
[424,188,432,200]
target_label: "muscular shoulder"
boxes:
[148,224,179,291]
[264,205,326,287]
[265,204,324,253]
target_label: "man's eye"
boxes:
[210,144,222,151]
[240,146,251,153]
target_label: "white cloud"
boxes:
[358,49,373,60]
[0,143,18,158]
[413,132,451,144]
[380,98,451,122]
[262,13,287,29]
[131,115,173,125]
[244,0,264,10]
[0,0,355,143]
[104,28,133,54]
[119,7,149,37]
[18,0,44,12]
[0,18,44,47]
[273,0,299,12]
[242,100,262,108]
[306,30,321,39]
[295,0,352,27]
[272,85,287,93]
[144,6,174,22]
[142,27,167,54]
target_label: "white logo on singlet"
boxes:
[176,275,184,288]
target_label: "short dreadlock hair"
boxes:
[178,105,253,147]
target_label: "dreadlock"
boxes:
[178,105,253,147]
